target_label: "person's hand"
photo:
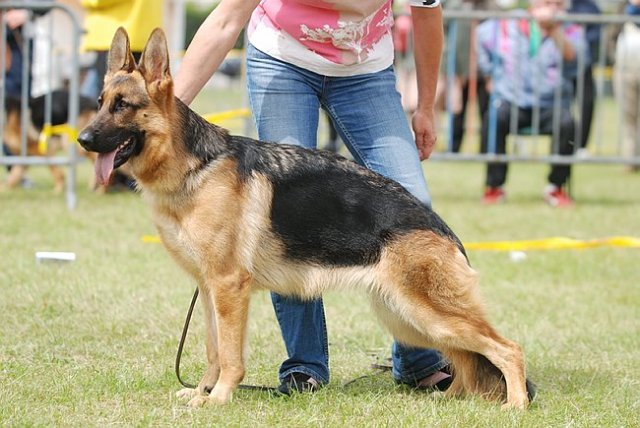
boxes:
[4,9,29,30]
[485,77,493,93]
[412,108,438,161]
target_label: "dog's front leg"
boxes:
[176,282,220,401]
[188,270,251,407]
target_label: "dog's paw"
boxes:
[187,395,211,408]
[501,399,528,411]
[208,387,232,405]
[176,387,198,401]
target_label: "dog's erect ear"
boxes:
[107,27,136,77]
[138,28,171,85]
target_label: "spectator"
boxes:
[80,0,162,99]
[2,9,32,185]
[439,0,491,153]
[175,0,452,396]
[3,9,31,98]
[393,2,418,113]
[568,0,601,155]
[615,0,640,172]
[476,0,587,206]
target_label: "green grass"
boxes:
[0,85,640,427]
[1,120,640,425]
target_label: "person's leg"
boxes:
[539,108,575,187]
[391,343,449,387]
[323,66,447,386]
[579,66,595,149]
[451,79,470,153]
[481,101,512,188]
[477,75,490,124]
[323,66,431,206]
[246,44,329,386]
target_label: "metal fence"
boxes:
[1,1,82,209]
[3,7,639,208]
[429,9,640,169]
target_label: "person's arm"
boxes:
[530,4,577,61]
[409,3,443,161]
[475,21,496,76]
[174,0,260,105]
[547,26,577,61]
[475,20,495,93]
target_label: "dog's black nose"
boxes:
[77,130,94,148]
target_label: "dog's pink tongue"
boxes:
[95,150,117,185]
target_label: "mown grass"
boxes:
[1,93,639,426]
[1,160,638,427]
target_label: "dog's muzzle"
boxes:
[77,130,95,151]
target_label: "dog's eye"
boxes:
[115,99,130,112]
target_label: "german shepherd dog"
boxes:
[78,28,532,409]
[2,91,98,193]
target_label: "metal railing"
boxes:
[1,1,82,209]
[428,10,640,168]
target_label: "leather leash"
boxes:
[175,287,278,393]
[175,287,387,394]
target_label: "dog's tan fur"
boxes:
[79,28,530,409]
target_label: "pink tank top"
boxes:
[248,0,398,76]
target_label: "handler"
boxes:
[174,0,451,395]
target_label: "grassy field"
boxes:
[1,157,638,427]
[1,86,639,426]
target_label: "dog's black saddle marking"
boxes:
[232,137,466,267]
[177,101,466,268]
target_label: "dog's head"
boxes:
[77,27,172,185]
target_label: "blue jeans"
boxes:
[246,44,447,386]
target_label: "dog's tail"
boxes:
[445,350,536,403]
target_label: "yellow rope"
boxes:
[38,124,79,154]
[141,235,640,250]
[152,109,640,252]
[464,236,640,251]
[34,105,249,155]
[203,108,251,124]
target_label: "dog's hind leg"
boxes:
[372,289,527,409]
[48,165,65,194]
[376,231,529,409]
[4,164,27,189]
[441,325,527,409]
[370,297,496,400]
[188,269,252,407]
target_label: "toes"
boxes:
[176,388,198,400]
[501,399,528,411]
[209,386,233,405]
[187,395,210,408]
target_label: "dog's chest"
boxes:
[151,205,209,274]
